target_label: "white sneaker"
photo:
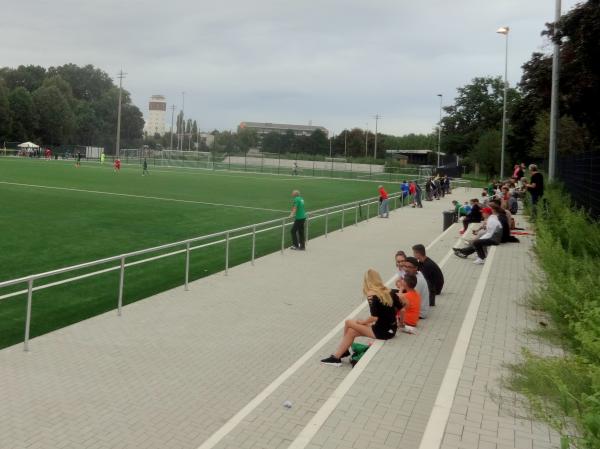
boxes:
[402,325,417,334]
[473,258,485,265]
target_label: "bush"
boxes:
[509,183,600,448]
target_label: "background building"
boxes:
[238,122,328,138]
[144,95,167,136]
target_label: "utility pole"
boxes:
[344,130,347,158]
[179,92,185,150]
[373,114,381,160]
[169,104,176,151]
[548,0,562,181]
[365,123,368,157]
[496,26,510,179]
[115,69,126,158]
[437,94,443,168]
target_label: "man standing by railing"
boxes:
[289,190,306,250]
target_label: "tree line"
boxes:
[440,0,599,177]
[0,64,144,150]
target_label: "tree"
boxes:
[238,128,258,152]
[530,112,590,157]
[468,129,502,178]
[47,64,113,102]
[307,129,328,155]
[0,65,46,92]
[261,132,282,153]
[8,87,35,142]
[0,80,11,140]
[441,76,520,157]
[73,102,101,145]
[32,85,75,145]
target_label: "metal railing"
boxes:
[0,192,406,351]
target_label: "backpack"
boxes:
[350,342,370,367]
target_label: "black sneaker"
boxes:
[320,355,342,366]
[289,245,299,250]
[340,350,351,359]
[453,248,468,259]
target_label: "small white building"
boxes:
[144,95,167,136]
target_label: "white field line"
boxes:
[418,245,497,449]
[284,223,458,449]
[196,223,456,449]
[0,181,289,213]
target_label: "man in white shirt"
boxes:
[453,207,502,264]
[402,257,430,319]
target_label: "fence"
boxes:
[0,191,410,351]
[556,150,600,220]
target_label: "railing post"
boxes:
[394,195,397,211]
[305,216,309,247]
[281,218,286,253]
[185,242,190,291]
[355,202,359,225]
[251,225,256,265]
[225,232,230,275]
[341,207,345,230]
[118,256,125,316]
[366,201,370,221]
[23,279,33,352]
[325,209,329,237]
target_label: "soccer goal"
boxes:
[155,150,213,169]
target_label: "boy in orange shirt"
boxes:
[394,273,421,334]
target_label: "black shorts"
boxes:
[372,326,397,340]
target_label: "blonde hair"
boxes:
[362,269,393,307]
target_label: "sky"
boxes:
[3,0,580,136]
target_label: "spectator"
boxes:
[412,244,444,306]
[320,269,401,366]
[378,185,389,218]
[401,257,430,319]
[508,191,519,215]
[453,207,502,264]
[425,178,433,201]
[409,181,417,207]
[525,164,544,208]
[395,250,407,278]
[289,190,307,250]
[401,181,409,201]
[414,181,423,208]
[461,199,482,234]
[393,273,420,334]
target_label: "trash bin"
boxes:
[442,210,456,231]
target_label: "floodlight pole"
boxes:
[169,104,176,151]
[373,114,380,159]
[364,123,368,157]
[179,92,185,151]
[497,27,510,180]
[344,130,347,158]
[437,94,443,168]
[548,0,561,181]
[115,70,126,158]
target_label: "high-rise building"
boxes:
[144,95,167,136]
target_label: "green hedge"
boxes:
[508,184,600,449]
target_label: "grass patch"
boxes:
[507,183,600,449]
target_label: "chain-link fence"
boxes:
[556,150,600,220]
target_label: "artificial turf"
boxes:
[0,157,401,349]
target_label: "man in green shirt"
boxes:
[289,190,307,250]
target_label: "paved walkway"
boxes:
[0,189,559,449]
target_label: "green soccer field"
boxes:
[0,157,402,349]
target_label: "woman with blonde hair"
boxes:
[321,269,400,366]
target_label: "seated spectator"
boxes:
[508,191,519,215]
[461,199,482,234]
[488,201,520,243]
[453,207,502,264]
[412,244,444,305]
[395,250,407,278]
[393,273,420,334]
[401,257,430,319]
[320,269,401,366]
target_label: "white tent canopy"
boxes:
[18,141,40,149]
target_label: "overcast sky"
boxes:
[3,0,579,136]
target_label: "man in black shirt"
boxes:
[461,199,482,233]
[526,164,544,205]
[412,244,444,307]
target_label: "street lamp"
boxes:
[437,94,443,168]
[496,26,509,179]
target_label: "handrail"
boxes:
[1,191,403,350]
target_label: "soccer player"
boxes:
[100,151,105,164]
[142,158,149,176]
[114,158,121,172]
[75,151,82,168]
